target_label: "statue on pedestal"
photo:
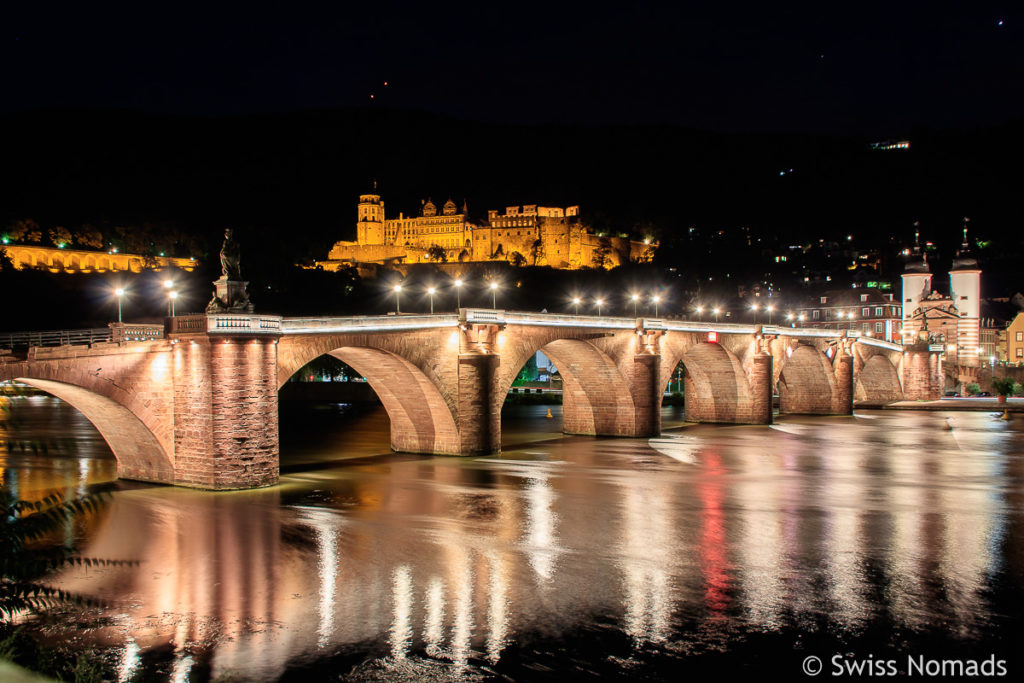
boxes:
[207,228,254,313]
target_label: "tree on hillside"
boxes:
[591,237,613,269]
[47,226,73,248]
[75,226,105,249]
[6,219,41,244]
[530,238,546,266]
[426,244,447,263]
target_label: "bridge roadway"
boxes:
[0,310,940,490]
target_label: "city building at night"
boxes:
[315,188,655,273]
[900,236,981,362]
[794,288,903,342]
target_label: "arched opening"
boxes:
[497,338,636,437]
[9,377,174,484]
[665,342,754,424]
[279,346,460,456]
[777,345,838,414]
[855,355,904,405]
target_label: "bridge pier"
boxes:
[833,349,854,415]
[170,316,283,490]
[458,352,501,455]
[748,351,774,424]
[902,346,944,401]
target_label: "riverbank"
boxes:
[885,397,1024,412]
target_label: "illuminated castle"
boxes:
[316,188,656,273]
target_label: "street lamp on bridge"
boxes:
[630,293,639,317]
[572,297,581,315]
[454,279,463,309]
[596,298,604,317]
[750,303,759,322]
[766,304,775,325]
[713,307,721,323]
[115,288,125,322]
[169,291,179,317]
[428,287,436,314]
[393,284,402,314]
[695,305,704,320]
[489,282,499,309]
[651,294,661,317]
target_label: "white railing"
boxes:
[169,314,283,335]
[281,314,459,335]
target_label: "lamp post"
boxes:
[454,279,463,309]
[713,307,720,323]
[630,293,639,317]
[115,288,125,323]
[750,303,759,323]
[169,291,179,317]
[696,305,704,321]
[163,279,173,316]
[572,297,581,315]
[786,312,794,327]
[596,298,604,317]
[393,284,402,314]
[428,287,436,314]
[490,282,498,309]
[652,295,661,317]
[766,304,774,325]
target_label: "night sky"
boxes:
[2,2,1021,134]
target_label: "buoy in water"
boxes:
[545,408,553,419]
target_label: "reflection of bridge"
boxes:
[0,310,941,489]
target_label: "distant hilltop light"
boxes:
[870,140,911,151]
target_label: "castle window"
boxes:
[874,307,883,316]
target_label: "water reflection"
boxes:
[1,398,1020,679]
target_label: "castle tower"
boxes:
[356,188,385,244]
[901,252,932,344]
[949,218,981,359]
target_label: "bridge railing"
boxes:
[281,314,458,334]
[169,314,283,335]
[0,328,113,349]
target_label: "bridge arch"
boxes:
[277,342,460,455]
[495,330,639,436]
[662,340,757,423]
[4,377,174,483]
[776,344,839,414]
[854,354,904,405]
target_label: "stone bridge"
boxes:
[0,310,938,490]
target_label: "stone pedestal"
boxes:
[207,277,253,313]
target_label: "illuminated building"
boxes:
[1,244,195,274]
[315,188,656,274]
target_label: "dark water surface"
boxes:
[1,395,1022,681]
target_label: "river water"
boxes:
[1,395,1022,681]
